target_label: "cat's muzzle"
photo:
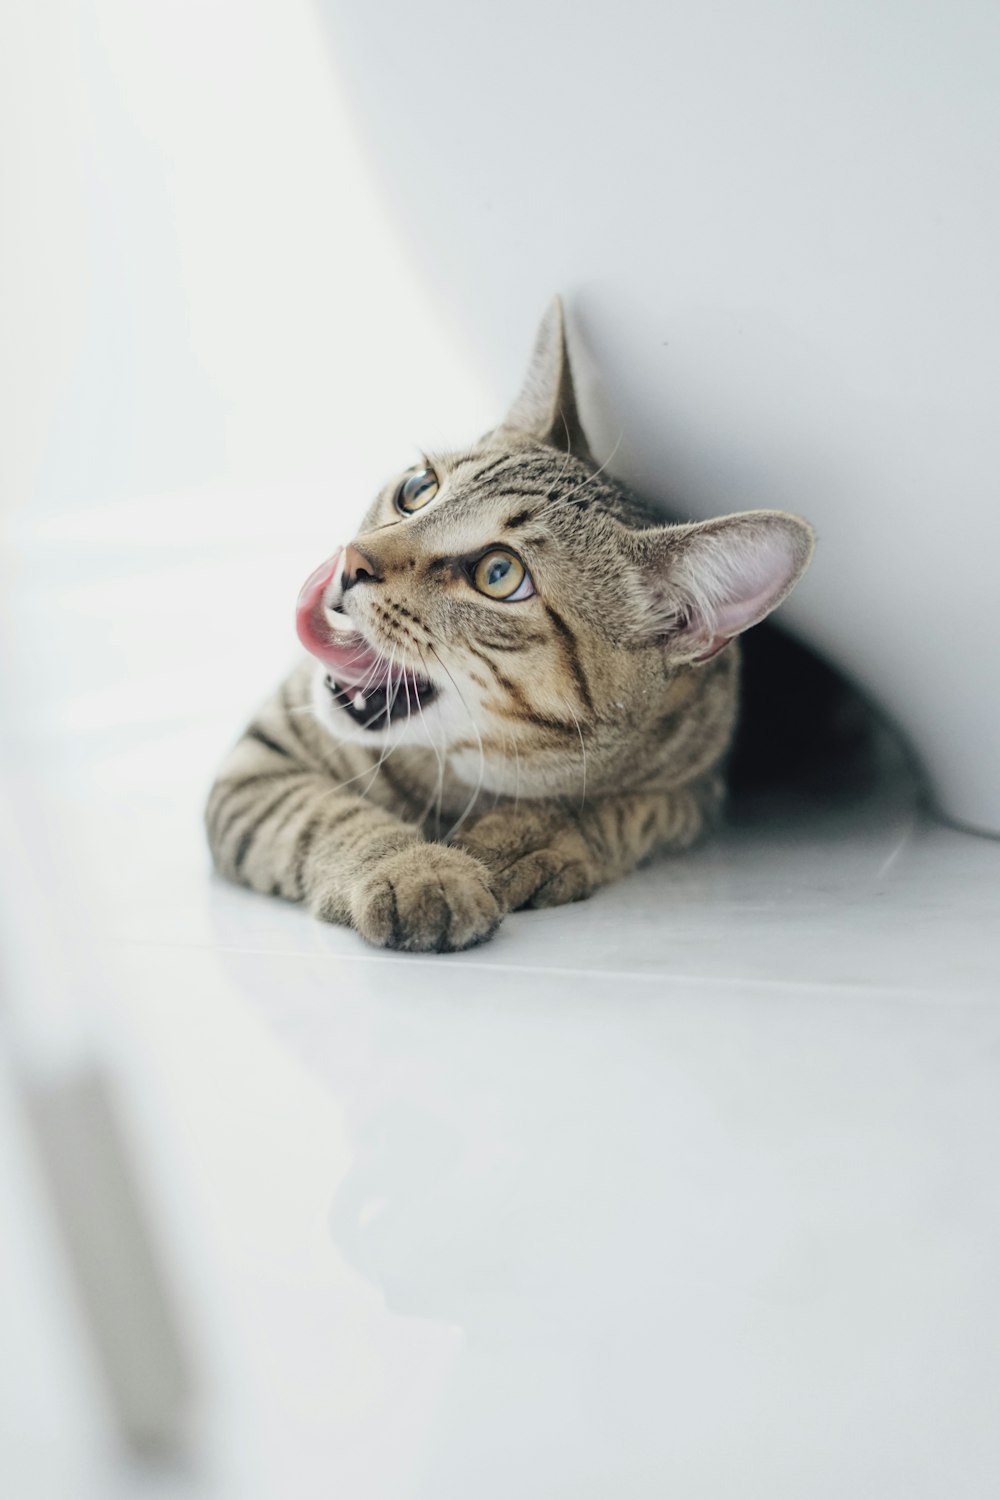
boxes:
[324,672,438,731]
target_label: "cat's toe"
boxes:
[352,845,501,953]
[308,880,351,926]
[498,848,597,911]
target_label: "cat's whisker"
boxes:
[310,620,381,687]
[313,660,412,791]
[550,408,580,490]
[309,742,394,799]
[355,652,389,702]
[511,729,521,818]
[577,427,624,486]
[357,645,402,800]
[402,660,416,752]
[493,724,521,815]
[413,639,452,840]
[412,642,448,827]
[531,428,625,530]
[523,469,575,531]
[427,643,486,841]
[561,700,588,809]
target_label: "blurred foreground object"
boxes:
[0,764,198,1472]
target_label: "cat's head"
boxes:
[297,299,814,795]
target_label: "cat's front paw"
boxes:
[351,844,502,953]
[495,843,598,911]
[455,811,598,913]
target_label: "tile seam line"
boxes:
[102,937,985,1000]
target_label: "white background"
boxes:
[2,6,1000,1499]
[1,0,494,541]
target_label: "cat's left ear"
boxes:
[501,296,594,464]
[627,511,816,663]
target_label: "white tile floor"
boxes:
[3,493,1000,1498]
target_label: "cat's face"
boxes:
[297,299,815,797]
[299,435,671,794]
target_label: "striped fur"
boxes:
[206,299,814,951]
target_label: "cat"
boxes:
[205,298,815,951]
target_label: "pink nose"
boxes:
[341,543,381,591]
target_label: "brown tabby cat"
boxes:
[206,299,815,951]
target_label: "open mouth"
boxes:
[296,551,438,732]
[323,671,437,731]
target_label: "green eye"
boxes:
[396,468,439,514]
[472,548,534,601]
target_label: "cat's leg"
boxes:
[453,779,721,912]
[206,702,500,952]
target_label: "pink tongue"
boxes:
[295,551,400,690]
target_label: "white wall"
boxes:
[0,0,494,539]
[4,0,999,831]
[318,0,1000,834]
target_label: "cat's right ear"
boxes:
[499,296,594,464]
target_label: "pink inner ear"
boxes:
[711,580,788,638]
[688,634,731,664]
[683,523,802,645]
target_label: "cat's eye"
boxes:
[395,468,439,514]
[471,548,535,601]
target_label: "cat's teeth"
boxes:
[353,691,366,711]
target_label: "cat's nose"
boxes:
[341,543,383,591]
